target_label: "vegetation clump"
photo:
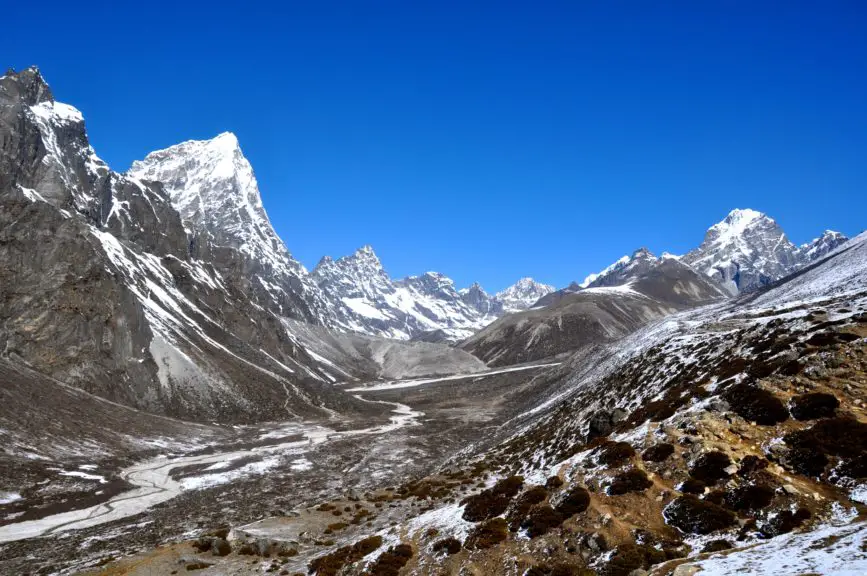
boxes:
[677,478,706,495]
[461,475,524,522]
[365,544,412,576]
[308,535,383,576]
[607,469,653,495]
[738,455,769,476]
[663,496,737,535]
[464,518,509,549]
[520,504,565,538]
[641,443,675,462]
[596,441,636,467]
[545,476,564,489]
[724,484,775,511]
[431,537,461,556]
[759,509,811,538]
[721,383,789,425]
[506,485,548,530]
[598,543,667,576]
[789,392,839,421]
[555,485,591,518]
[701,540,733,553]
[688,451,733,484]
[783,417,867,477]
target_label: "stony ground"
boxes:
[24,294,865,576]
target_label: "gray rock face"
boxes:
[680,209,849,294]
[311,246,492,341]
[127,133,331,325]
[796,230,849,263]
[460,283,503,316]
[0,68,376,423]
[682,209,799,294]
[311,245,555,341]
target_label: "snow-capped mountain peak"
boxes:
[128,132,281,263]
[128,132,333,324]
[797,230,849,263]
[682,208,798,294]
[495,277,556,312]
[580,248,659,289]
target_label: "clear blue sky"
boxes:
[7,1,867,291]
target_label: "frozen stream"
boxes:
[0,396,423,543]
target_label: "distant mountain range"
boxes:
[0,66,854,421]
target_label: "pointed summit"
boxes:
[495,278,555,312]
[683,208,798,294]
[128,132,289,267]
[798,230,849,263]
[580,248,661,289]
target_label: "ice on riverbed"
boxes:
[180,456,281,490]
[0,492,22,505]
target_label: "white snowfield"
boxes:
[0,392,424,544]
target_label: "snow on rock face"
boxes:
[797,230,849,263]
[128,133,294,272]
[581,248,658,289]
[494,277,556,312]
[128,133,331,324]
[311,246,553,341]
[682,208,800,294]
[312,246,493,341]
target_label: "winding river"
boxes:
[0,398,422,543]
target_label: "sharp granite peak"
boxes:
[311,243,554,341]
[682,208,848,294]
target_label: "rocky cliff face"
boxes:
[797,230,849,263]
[127,132,332,325]
[682,208,800,294]
[0,68,370,423]
[311,246,493,341]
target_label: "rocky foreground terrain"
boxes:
[46,231,862,576]
[0,66,865,575]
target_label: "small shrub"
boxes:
[555,485,591,518]
[738,455,769,476]
[641,443,675,463]
[663,496,737,535]
[596,441,636,467]
[520,504,564,538]
[365,544,412,576]
[431,537,461,555]
[701,539,733,553]
[506,485,547,531]
[464,518,509,550]
[607,469,653,495]
[783,417,867,477]
[724,484,774,511]
[598,543,667,576]
[461,476,524,522]
[759,509,811,538]
[688,451,733,484]
[308,535,383,576]
[721,383,789,425]
[789,392,839,421]
[677,478,706,495]
[545,476,564,490]
[835,454,867,479]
